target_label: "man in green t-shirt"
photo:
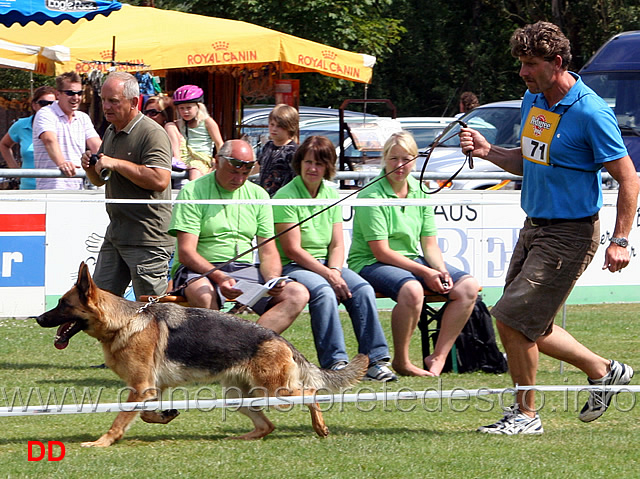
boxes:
[169,139,308,332]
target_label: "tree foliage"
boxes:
[2,0,639,116]
[188,0,639,116]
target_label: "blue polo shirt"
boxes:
[520,73,627,219]
[8,116,36,190]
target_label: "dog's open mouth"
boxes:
[54,321,83,350]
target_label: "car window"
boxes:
[440,107,522,148]
[583,72,640,129]
[402,126,448,149]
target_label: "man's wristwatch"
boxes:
[609,237,629,248]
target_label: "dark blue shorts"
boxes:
[359,256,470,302]
[172,262,271,314]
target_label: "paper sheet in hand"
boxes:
[232,276,289,307]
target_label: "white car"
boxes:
[396,117,457,149]
[417,100,522,190]
[240,105,377,152]
[298,116,403,170]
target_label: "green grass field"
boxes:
[1,304,639,478]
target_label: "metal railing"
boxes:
[0,168,626,184]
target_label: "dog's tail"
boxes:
[293,351,369,391]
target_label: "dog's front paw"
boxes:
[81,438,113,448]
[140,409,180,424]
[81,432,118,447]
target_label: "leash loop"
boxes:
[418,119,474,194]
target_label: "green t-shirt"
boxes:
[169,172,273,275]
[273,176,342,265]
[347,170,437,273]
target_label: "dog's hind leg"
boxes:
[289,387,328,438]
[228,407,276,440]
[222,385,275,440]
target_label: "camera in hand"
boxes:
[89,154,111,181]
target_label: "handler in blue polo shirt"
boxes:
[461,21,639,435]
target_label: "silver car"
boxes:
[417,100,522,190]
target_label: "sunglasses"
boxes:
[36,100,54,107]
[143,109,162,117]
[221,155,256,171]
[60,90,83,97]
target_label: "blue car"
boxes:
[580,31,640,171]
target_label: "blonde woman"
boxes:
[348,131,481,377]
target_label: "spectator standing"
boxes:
[33,72,101,189]
[273,136,396,381]
[82,72,174,300]
[0,86,56,190]
[168,139,309,332]
[143,95,186,189]
[459,91,479,114]
[348,131,480,377]
[173,84,224,181]
[258,104,299,196]
[460,21,639,435]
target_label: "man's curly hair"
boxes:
[510,21,572,69]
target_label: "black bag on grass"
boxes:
[420,297,508,374]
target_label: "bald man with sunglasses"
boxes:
[169,139,309,332]
[32,71,101,189]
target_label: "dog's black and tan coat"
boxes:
[36,263,368,447]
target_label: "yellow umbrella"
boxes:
[0,5,375,83]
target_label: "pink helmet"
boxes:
[173,85,204,105]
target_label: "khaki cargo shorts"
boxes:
[491,216,599,341]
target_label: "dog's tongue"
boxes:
[54,322,72,350]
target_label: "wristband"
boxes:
[329,266,343,273]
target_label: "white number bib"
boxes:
[521,106,560,166]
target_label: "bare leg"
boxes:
[188,168,205,181]
[390,281,434,377]
[497,320,539,416]
[424,275,480,376]
[536,324,610,379]
[184,277,220,309]
[257,282,309,334]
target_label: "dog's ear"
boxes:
[76,262,94,300]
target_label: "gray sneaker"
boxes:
[329,361,348,371]
[477,405,543,435]
[363,361,398,382]
[579,360,634,422]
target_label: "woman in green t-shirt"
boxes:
[273,136,396,382]
[348,131,481,377]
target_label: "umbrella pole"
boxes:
[30,71,34,98]
[111,36,116,69]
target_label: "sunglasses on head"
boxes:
[36,100,54,107]
[60,90,83,97]
[221,155,256,170]
[143,109,162,117]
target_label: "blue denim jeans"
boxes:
[283,262,390,368]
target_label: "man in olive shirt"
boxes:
[82,71,174,299]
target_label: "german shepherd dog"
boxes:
[36,263,368,447]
